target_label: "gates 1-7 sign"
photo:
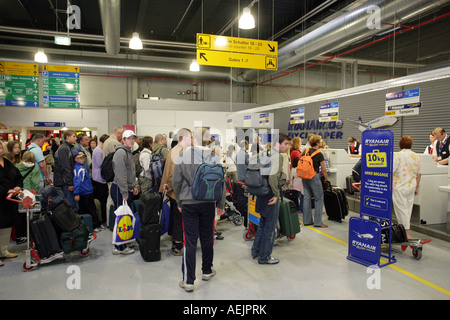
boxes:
[196,33,278,70]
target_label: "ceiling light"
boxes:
[34,48,48,63]
[190,59,200,72]
[129,32,143,50]
[239,7,255,30]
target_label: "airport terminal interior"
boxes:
[1,0,450,302]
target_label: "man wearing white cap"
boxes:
[111,130,140,255]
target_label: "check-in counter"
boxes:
[327,149,360,189]
[438,161,450,232]
[415,154,448,224]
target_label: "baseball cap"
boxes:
[122,130,137,139]
[74,151,86,159]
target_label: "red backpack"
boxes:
[297,148,320,179]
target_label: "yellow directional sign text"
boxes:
[197,50,277,70]
[43,65,80,73]
[197,33,277,56]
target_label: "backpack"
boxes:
[101,151,116,182]
[244,152,272,197]
[297,148,320,180]
[149,148,166,192]
[190,149,225,201]
[132,148,143,178]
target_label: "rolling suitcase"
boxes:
[139,192,162,225]
[323,182,348,223]
[346,175,356,195]
[30,215,63,259]
[279,197,301,237]
[139,224,161,262]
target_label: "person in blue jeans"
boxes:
[251,133,290,265]
[301,134,330,228]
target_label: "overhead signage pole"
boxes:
[196,33,278,71]
[347,129,396,268]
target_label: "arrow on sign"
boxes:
[199,52,208,61]
[268,44,275,52]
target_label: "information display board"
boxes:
[360,130,394,221]
[0,62,39,107]
[42,65,80,108]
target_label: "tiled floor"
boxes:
[1,210,450,300]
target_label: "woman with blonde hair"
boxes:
[301,134,329,228]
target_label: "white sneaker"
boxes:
[202,269,216,281]
[112,247,135,255]
[179,281,194,292]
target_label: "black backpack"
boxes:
[244,152,272,197]
[101,151,116,182]
[149,148,166,192]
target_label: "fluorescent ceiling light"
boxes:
[129,32,143,50]
[239,7,255,30]
[190,59,200,72]
[34,48,48,63]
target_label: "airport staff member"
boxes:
[347,137,361,158]
[432,127,449,165]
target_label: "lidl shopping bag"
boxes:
[112,201,136,245]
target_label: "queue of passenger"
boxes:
[0,126,446,294]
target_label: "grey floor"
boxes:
[1,210,450,301]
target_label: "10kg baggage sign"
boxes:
[360,130,394,221]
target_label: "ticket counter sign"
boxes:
[360,130,394,221]
[385,88,421,117]
[0,62,39,107]
[319,102,339,122]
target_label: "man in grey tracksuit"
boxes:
[172,128,226,292]
[111,130,140,255]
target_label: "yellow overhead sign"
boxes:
[197,33,278,56]
[0,61,39,76]
[43,65,80,73]
[197,49,277,70]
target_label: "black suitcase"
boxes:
[139,224,161,262]
[51,201,80,232]
[346,175,356,195]
[30,215,63,259]
[323,183,348,223]
[232,182,248,227]
[139,192,162,225]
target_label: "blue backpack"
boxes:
[190,149,224,201]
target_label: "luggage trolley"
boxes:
[7,190,96,272]
[244,194,299,241]
[351,182,431,260]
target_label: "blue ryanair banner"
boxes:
[360,129,394,221]
[347,129,396,268]
[347,217,381,266]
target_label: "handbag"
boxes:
[112,200,136,245]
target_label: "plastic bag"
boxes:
[112,201,136,245]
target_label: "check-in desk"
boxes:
[437,161,450,232]
[327,149,359,189]
[414,154,448,225]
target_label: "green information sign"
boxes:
[0,62,40,107]
[42,65,80,108]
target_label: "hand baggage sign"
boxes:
[360,130,394,221]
